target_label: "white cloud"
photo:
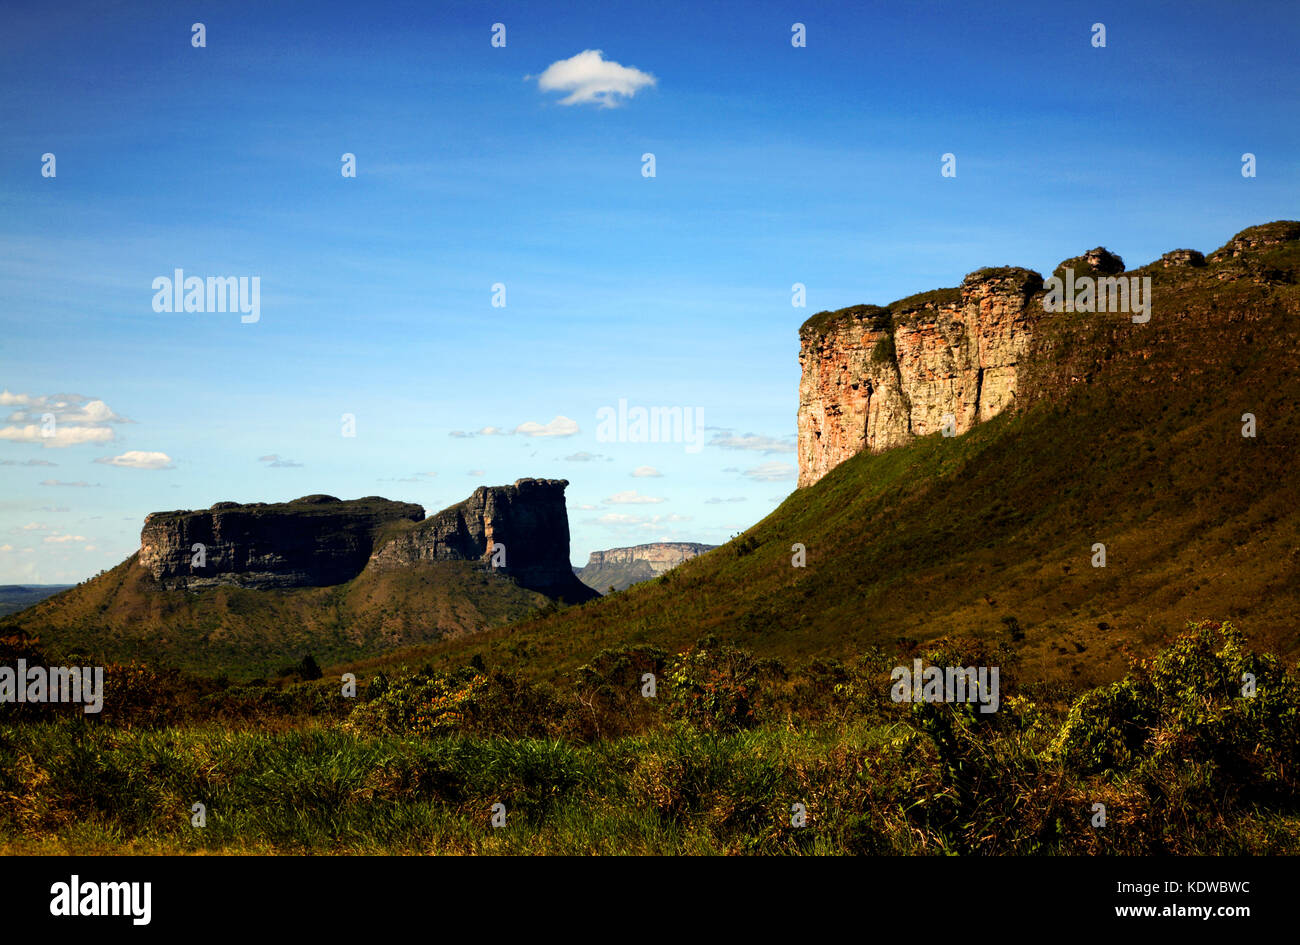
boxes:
[0,458,57,466]
[95,450,175,470]
[449,426,507,438]
[705,496,747,504]
[592,512,690,527]
[564,451,605,462]
[43,534,87,544]
[468,469,485,476]
[531,49,656,107]
[604,490,665,505]
[0,424,114,447]
[0,390,130,448]
[631,466,662,477]
[0,544,13,552]
[710,432,796,454]
[40,479,96,487]
[741,461,797,482]
[258,454,303,468]
[515,416,579,437]
[20,523,48,531]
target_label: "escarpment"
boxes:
[577,541,716,593]
[138,479,597,602]
[796,221,1300,487]
[797,268,1040,487]
[139,495,424,589]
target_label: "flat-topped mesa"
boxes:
[798,266,1041,488]
[577,541,716,593]
[369,478,598,602]
[583,542,716,572]
[139,495,424,589]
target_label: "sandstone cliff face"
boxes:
[139,495,424,589]
[798,267,1041,487]
[368,478,597,602]
[577,541,716,593]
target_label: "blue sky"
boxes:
[2,0,1297,582]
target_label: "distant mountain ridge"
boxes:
[0,585,75,618]
[576,542,717,593]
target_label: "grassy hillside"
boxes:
[349,227,1300,690]
[3,556,550,678]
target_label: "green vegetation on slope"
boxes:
[3,557,550,678]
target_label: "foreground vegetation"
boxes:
[3,620,1296,854]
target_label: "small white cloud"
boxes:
[741,461,797,482]
[631,465,662,477]
[95,450,175,470]
[83,544,96,551]
[591,512,689,527]
[604,490,665,505]
[704,496,747,504]
[564,451,605,462]
[0,544,13,552]
[0,458,57,466]
[515,416,579,437]
[710,432,796,454]
[258,454,303,468]
[468,469,486,476]
[531,49,656,107]
[44,534,87,544]
[40,479,96,487]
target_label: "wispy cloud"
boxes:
[515,416,579,437]
[604,490,665,505]
[631,465,662,477]
[741,461,797,482]
[258,454,303,468]
[710,432,796,454]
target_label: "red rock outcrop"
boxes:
[798,268,1041,487]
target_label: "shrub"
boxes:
[1050,620,1300,795]
[665,637,767,732]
